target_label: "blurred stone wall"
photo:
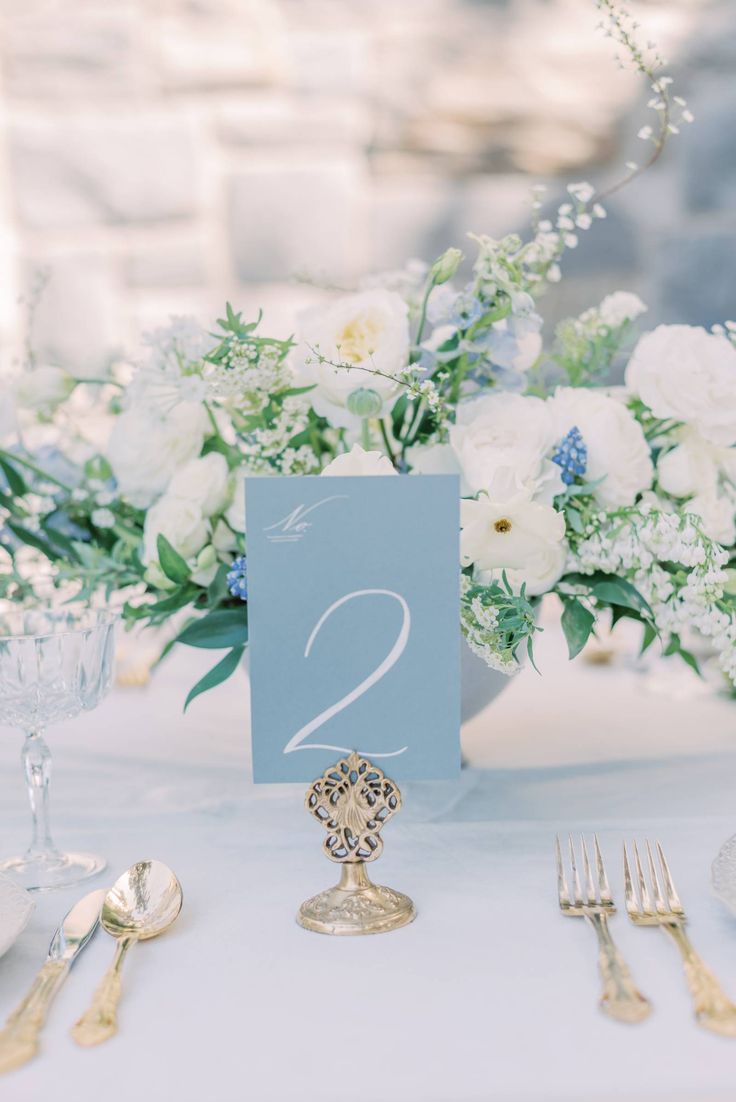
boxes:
[0,0,732,376]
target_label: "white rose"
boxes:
[405,442,459,476]
[626,325,736,446]
[598,292,647,328]
[657,428,721,499]
[296,290,409,428]
[548,387,653,507]
[687,490,736,547]
[143,494,209,566]
[168,453,230,517]
[108,401,210,508]
[460,472,565,573]
[475,538,568,597]
[321,445,397,477]
[225,464,273,534]
[15,365,75,414]
[450,393,557,496]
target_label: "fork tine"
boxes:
[633,841,654,914]
[581,835,597,904]
[646,840,668,915]
[623,842,639,914]
[555,835,570,906]
[594,834,612,904]
[656,840,685,915]
[569,833,583,906]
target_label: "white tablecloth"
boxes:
[2,623,736,1102]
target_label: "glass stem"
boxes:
[22,730,59,859]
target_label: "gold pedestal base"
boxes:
[297,862,416,936]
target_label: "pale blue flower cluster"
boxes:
[227,555,248,601]
[551,426,588,485]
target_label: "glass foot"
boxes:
[0,852,107,892]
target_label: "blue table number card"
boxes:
[246,475,461,783]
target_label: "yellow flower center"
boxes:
[494,518,513,533]
[337,316,380,364]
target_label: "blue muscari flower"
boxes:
[227,555,248,601]
[552,426,588,485]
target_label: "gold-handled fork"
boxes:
[556,834,651,1023]
[624,840,736,1037]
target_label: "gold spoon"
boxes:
[71,860,183,1047]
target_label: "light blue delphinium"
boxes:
[551,426,588,485]
[227,555,248,600]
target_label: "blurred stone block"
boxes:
[287,29,371,94]
[124,240,208,288]
[158,0,286,89]
[9,116,203,228]
[657,230,736,328]
[228,157,366,282]
[683,92,736,213]
[215,94,370,148]
[24,253,119,373]
[1,7,142,99]
[549,201,639,278]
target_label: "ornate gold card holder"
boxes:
[297,751,416,936]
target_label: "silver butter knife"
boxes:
[0,888,106,1074]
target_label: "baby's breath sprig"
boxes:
[593,0,693,202]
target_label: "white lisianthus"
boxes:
[143,494,209,566]
[321,445,397,477]
[548,387,653,507]
[225,463,272,534]
[107,401,210,508]
[15,365,75,414]
[626,325,736,446]
[296,290,409,428]
[597,292,647,328]
[460,472,566,573]
[167,453,230,518]
[450,393,557,497]
[475,538,568,597]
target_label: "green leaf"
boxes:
[591,577,653,619]
[640,621,657,655]
[207,563,231,607]
[176,607,248,649]
[6,521,60,561]
[157,534,191,584]
[0,458,27,496]
[560,597,595,659]
[184,645,245,711]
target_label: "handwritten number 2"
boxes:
[283,588,410,758]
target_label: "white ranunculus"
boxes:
[108,401,210,508]
[548,387,653,507]
[14,365,75,414]
[450,393,556,497]
[143,494,209,566]
[475,537,568,597]
[626,325,736,446]
[460,472,565,573]
[598,292,647,328]
[167,453,230,518]
[296,290,409,428]
[321,445,397,477]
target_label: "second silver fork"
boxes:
[557,834,651,1023]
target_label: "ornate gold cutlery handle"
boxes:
[72,935,136,1047]
[664,923,736,1037]
[0,959,69,1074]
[586,911,651,1023]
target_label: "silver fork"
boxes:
[556,834,651,1023]
[624,839,736,1037]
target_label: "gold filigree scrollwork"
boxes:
[305,751,401,863]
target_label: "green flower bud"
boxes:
[144,562,176,592]
[346,387,383,418]
[430,247,463,285]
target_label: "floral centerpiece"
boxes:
[1,2,735,706]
